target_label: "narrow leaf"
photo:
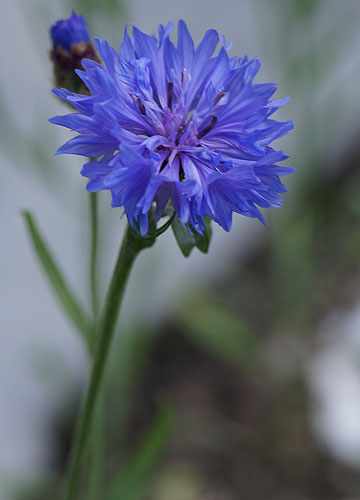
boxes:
[106,402,174,500]
[171,217,196,257]
[193,216,212,254]
[173,292,257,368]
[22,210,92,348]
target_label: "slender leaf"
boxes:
[22,210,92,348]
[193,216,212,254]
[172,216,213,257]
[173,293,257,368]
[172,217,196,257]
[106,403,174,500]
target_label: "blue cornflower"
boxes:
[50,20,294,236]
[50,11,90,54]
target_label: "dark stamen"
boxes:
[175,126,184,146]
[197,115,218,139]
[159,158,168,172]
[136,97,146,115]
[152,90,161,108]
[179,159,185,181]
[190,92,201,111]
[181,69,187,85]
[167,82,174,110]
[214,92,226,105]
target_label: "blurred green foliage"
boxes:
[173,292,257,369]
[106,403,173,500]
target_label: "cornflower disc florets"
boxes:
[50,20,294,235]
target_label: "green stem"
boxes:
[87,397,105,500]
[61,225,149,500]
[90,192,99,322]
[88,190,102,500]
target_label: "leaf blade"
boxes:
[22,210,92,348]
[171,217,196,257]
[106,402,174,500]
[193,216,213,254]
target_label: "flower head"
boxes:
[49,12,99,92]
[50,20,294,235]
[50,11,90,53]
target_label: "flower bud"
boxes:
[49,11,99,93]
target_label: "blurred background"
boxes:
[1,0,360,498]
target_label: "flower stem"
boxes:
[88,190,102,500]
[90,192,99,322]
[61,224,149,500]
[87,397,105,500]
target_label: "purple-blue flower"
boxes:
[50,20,294,236]
[50,11,90,54]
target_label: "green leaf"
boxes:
[171,217,196,257]
[173,293,257,369]
[22,211,92,349]
[193,216,212,254]
[106,402,174,500]
[172,216,213,257]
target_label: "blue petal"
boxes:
[177,20,194,71]
[93,38,119,75]
[194,29,219,68]
[54,135,117,157]
[132,25,157,60]
[119,25,135,61]
[81,161,112,177]
[87,177,107,192]
[49,113,97,133]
